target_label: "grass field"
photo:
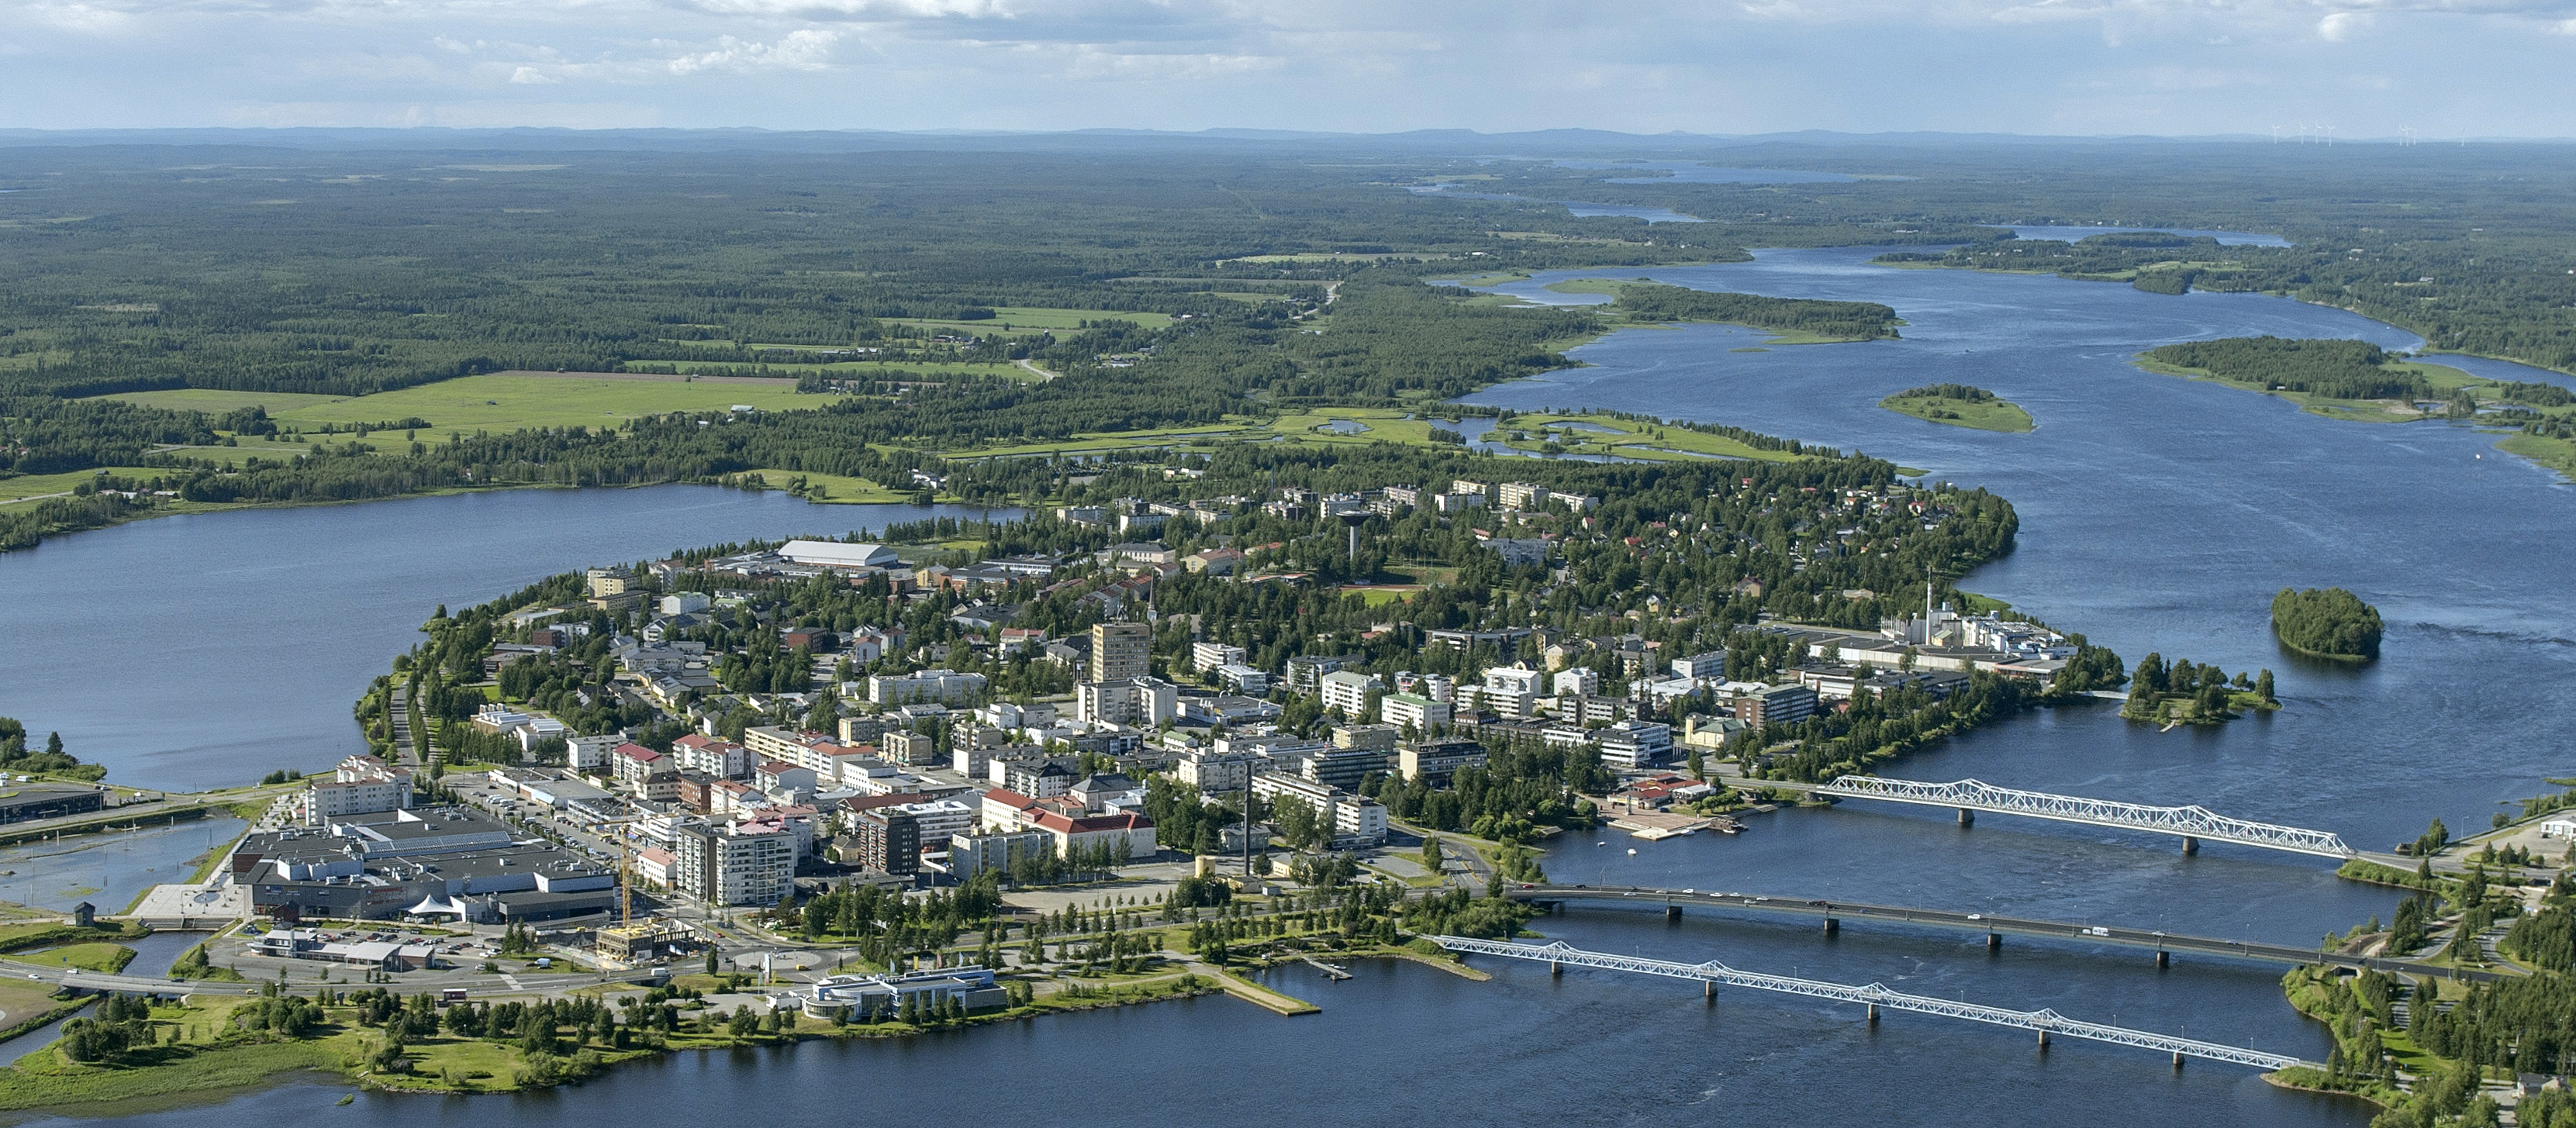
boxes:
[2132,355,2494,423]
[103,389,350,414]
[721,469,913,504]
[945,406,1805,466]
[632,359,1040,382]
[1879,392,2035,433]
[251,374,844,434]
[1,943,136,974]
[1488,412,1806,464]
[2495,432,2576,481]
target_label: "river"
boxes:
[0,488,1001,792]
[16,251,2572,1123]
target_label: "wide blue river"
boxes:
[14,248,2574,1126]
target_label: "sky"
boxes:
[5,0,2576,136]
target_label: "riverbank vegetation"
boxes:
[1541,281,1900,342]
[1877,384,2032,433]
[2118,653,2277,724]
[2272,587,2384,661]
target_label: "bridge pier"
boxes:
[2038,1029,2050,1051]
[2173,1051,2184,1070]
[1823,917,1839,937]
[1704,979,1716,1001]
[1957,808,1975,827]
[1550,961,1563,978]
[1866,1002,1879,1024]
[2183,836,2200,857]
[2156,950,2170,970]
[1987,933,2002,952]
[1666,905,1682,923]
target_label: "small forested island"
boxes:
[1542,280,1901,343]
[2118,652,2276,725]
[1877,384,2032,433]
[2271,587,2384,661]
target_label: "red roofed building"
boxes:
[609,743,675,799]
[1028,810,1158,861]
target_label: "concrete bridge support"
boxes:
[1957,808,1975,827]
[1666,905,1682,923]
[2183,836,2200,857]
[1823,917,1839,937]
[2156,950,2170,970]
[1987,933,2002,951]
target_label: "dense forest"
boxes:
[2270,587,2384,661]
[1605,283,1900,340]
[13,140,2576,552]
[2140,338,2434,402]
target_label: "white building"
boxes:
[565,733,625,771]
[1596,720,1673,769]
[778,540,902,570]
[1552,667,1600,698]
[868,669,987,705]
[1379,692,1452,733]
[658,592,713,616]
[1176,750,1258,793]
[1191,641,1249,673]
[1319,669,1382,717]
[672,823,796,906]
[1671,651,1728,681]
[299,755,413,824]
[1213,664,1270,695]
[1248,771,1388,847]
[1076,678,1179,726]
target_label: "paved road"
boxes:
[1505,884,2509,983]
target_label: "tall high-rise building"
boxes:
[1091,622,1151,684]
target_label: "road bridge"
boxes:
[1500,885,2502,981]
[1433,936,2309,1071]
[1756,774,2363,860]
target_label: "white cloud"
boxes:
[664,28,841,72]
[509,64,557,82]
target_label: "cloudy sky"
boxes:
[5,0,2575,136]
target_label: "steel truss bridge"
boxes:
[1815,776,2355,858]
[1432,937,2308,1071]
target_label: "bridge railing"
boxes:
[1818,776,2354,858]
[1432,936,2307,1071]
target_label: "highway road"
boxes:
[1503,884,2507,983]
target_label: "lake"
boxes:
[0,487,1002,792]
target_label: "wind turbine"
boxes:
[2270,125,2282,144]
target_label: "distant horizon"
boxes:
[5,2,2572,138]
[5,124,2574,147]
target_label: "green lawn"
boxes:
[723,469,913,504]
[2,943,136,973]
[258,374,845,434]
[0,468,126,507]
[1879,392,2035,433]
